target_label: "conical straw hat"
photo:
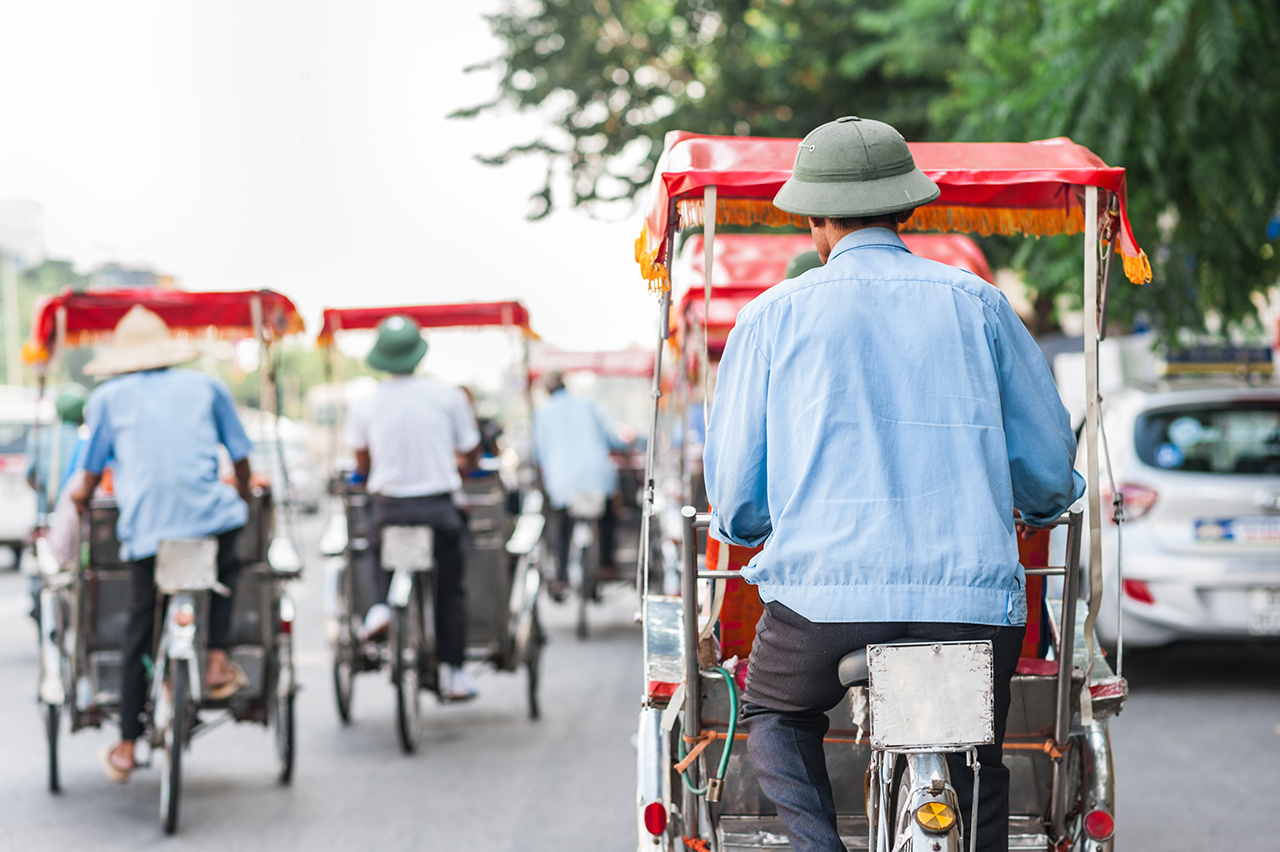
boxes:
[83,305,200,377]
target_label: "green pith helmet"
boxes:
[367,315,428,374]
[785,250,823,279]
[55,384,88,425]
[773,116,941,218]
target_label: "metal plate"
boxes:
[381,525,435,572]
[155,538,219,593]
[867,641,994,750]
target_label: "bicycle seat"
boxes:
[838,639,911,687]
[838,649,870,687]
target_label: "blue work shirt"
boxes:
[704,229,1085,626]
[82,369,252,561]
[533,390,623,509]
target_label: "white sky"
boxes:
[0,1,661,384]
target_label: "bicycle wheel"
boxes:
[332,564,356,724]
[273,640,296,784]
[160,663,188,835]
[525,605,543,720]
[45,702,60,793]
[392,580,423,754]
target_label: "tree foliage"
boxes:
[461,0,1280,335]
[949,0,1280,337]
[456,0,966,218]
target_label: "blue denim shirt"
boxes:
[83,369,252,561]
[704,229,1084,626]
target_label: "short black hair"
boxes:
[827,211,907,230]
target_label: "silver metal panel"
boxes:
[644,596,684,698]
[718,815,869,850]
[155,538,219,593]
[867,641,994,749]
[380,525,435,572]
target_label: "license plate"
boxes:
[1247,588,1280,635]
[1195,517,1280,543]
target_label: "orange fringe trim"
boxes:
[22,322,307,366]
[635,198,1152,287]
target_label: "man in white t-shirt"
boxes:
[344,315,481,700]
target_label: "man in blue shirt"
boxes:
[69,305,254,783]
[533,370,626,600]
[704,117,1084,852]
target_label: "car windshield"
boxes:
[0,421,31,455]
[1136,402,1280,474]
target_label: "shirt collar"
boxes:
[828,228,909,263]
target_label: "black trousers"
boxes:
[370,494,467,668]
[741,601,1025,852]
[120,527,242,742]
[552,501,617,584]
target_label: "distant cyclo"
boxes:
[28,289,303,834]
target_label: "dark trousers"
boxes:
[120,528,243,742]
[371,494,467,668]
[552,501,616,584]
[742,601,1025,852]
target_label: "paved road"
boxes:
[1,512,1277,850]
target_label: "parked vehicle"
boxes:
[0,393,54,567]
[1080,353,1280,647]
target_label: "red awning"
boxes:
[23,288,305,365]
[637,133,1149,288]
[528,348,655,379]
[317,301,535,344]
[675,232,996,358]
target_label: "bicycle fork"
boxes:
[151,593,202,730]
[869,750,972,852]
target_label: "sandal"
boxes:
[100,744,134,783]
[206,661,249,701]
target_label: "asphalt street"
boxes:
[0,508,1276,850]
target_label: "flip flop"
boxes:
[206,661,249,701]
[100,745,133,783]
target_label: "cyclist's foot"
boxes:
[442,665,478,702]
[548,580,567,603]
[206,661,249,701]
[359,603,392,641]
[100,742,136,783]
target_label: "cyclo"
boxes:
[25,288,306,833]
[631,133,1148,851]
[316,301,546,752]
[530,346,657,638]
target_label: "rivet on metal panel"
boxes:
[873,647,882,655]
[933,644,942,653]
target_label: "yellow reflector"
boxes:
[915,801,957,833]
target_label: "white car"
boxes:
[1084,378,1280,647]
[0,394,54,567]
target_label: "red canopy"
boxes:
[23,288,305,365]
[676,232,995,358]
[528,348,655,380]
[636,133,1149,288]
[317,301,535,344]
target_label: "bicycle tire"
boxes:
[393,581,423,754]
[45,702,60,793]
[160,664,188,835]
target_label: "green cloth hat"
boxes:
[773,116,940,218]
[785,250,823,279]
[367,315,428,373]
[55,384,88,424]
